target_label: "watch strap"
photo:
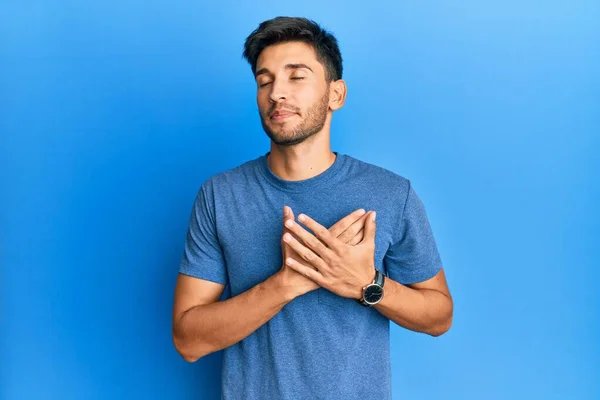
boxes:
[374,269,385,287]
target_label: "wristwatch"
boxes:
[357,269,385,306]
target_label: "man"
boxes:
[172,16,452,399]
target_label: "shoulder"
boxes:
[201,156,262,192]
[343,153,411,194]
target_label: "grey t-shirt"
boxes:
[180,151,443,399]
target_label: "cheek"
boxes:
[257,95,269,114]
[299,87,323,106]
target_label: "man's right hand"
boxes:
[277,206,369,298]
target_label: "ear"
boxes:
[328,79,347,111]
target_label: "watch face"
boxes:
[364,284,383,304]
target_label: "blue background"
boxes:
[1,1,598,399]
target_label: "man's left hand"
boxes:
[282,210,378,300]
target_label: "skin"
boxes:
[254,41,346,182]
[172,41,453,363]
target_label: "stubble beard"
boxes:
[260,91,330,147]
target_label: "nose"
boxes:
[268,78,289,104]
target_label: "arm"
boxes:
[172,272,298,362]
[374,269,453,336]
[173,207,369,362]
[173,184,304,362]
[280,208,453,337]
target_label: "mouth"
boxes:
[270,111,297,121]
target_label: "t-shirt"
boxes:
[179,151,443,400]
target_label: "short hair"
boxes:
[242,16,343,82]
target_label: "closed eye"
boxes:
[258,77,304,87]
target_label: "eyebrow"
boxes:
[255,63,313,77]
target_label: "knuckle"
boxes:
[317,227,328,238]
[346,227,358,239]
[309,237,321,250]
[302,251,314,262]
[339,232,350,243]
[315,239,327,254]
[337,245,349,258]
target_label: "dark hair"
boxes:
[242,16,343,82]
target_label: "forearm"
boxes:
[173,272,296,362]
[374,276,453,336]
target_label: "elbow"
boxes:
[180,353,200,363]
[179,351,201,363]
[182,355,200,363]
[172,331,207,363]
[429,296,453,337]
[429,321,452,337]
[428,313,453,337]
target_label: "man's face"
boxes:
[254,41,331,147]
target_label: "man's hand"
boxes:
[277,206,319,297]
[278,207,371,298]
[282,210,377,300]
[328,208,369,245]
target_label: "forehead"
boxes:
[256,41,322,72]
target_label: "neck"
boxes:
[267,140,336,182]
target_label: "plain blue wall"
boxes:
[2,1,598,399]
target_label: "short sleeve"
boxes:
[179,180,228,285]
[384,180,443,284]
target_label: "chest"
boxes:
[215,188,396,296]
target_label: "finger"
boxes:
[348,228,365,246]
[285,257,325,284]
[328,208,366,237]
[284,206,295,222]
[285,218,333,260]
[282,206,301,252]
[338,212,369,243]
[360,211,377,245]
[297,213,341,252]
[284,207,300,239]
[283,232,327,270]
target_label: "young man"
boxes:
[172,16,453,400]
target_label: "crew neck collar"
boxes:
[258,151,346,193]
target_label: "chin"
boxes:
[264,122,298,138]
[270,135,303,146]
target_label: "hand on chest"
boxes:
[219,197,395,296]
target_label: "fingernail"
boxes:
[358,209,366,215]
[372,212,376,222]
[284,206,289,216]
